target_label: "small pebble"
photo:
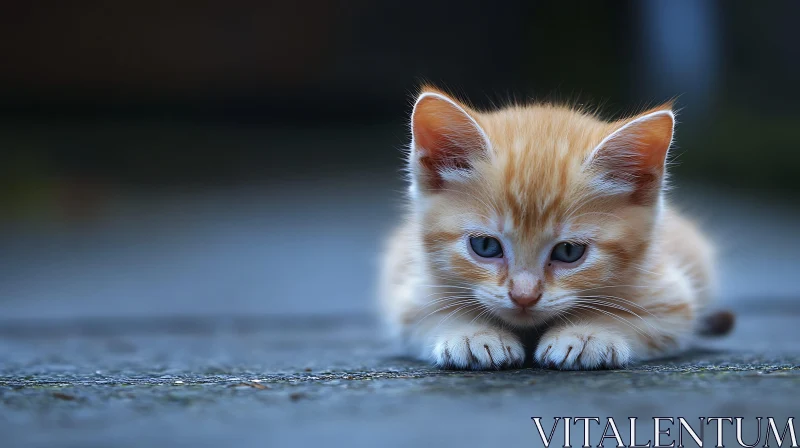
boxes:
[289,392,307,402]
[53,392,76,401]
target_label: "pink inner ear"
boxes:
[412,94,486,176]
[626,112,674,171]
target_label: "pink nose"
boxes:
[510,292,542,308]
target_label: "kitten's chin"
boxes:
[494,307,550,328]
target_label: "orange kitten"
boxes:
[379,86,732,370]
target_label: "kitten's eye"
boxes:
[469,236,503,258]
[550,242,586,264]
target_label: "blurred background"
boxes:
[1,1,799,321]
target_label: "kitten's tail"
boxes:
[697,310,736,337]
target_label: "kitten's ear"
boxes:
[586,106,675,202]
[409,90,491,192]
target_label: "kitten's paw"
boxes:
[534,325,632,370]
[431,328,525,370]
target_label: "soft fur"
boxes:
[379,86,726,370]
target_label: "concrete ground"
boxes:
[1,176,799,447]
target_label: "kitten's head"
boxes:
[408,87,674,328]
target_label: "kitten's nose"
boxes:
[509,291,542,308]
[509,274,543,308]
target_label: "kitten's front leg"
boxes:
[534,300,694,370]
[423,318,526,370]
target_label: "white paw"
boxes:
[431,328,525,370]
[534,325,632,370]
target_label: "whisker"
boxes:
[412,299,479,327]
[431,302,485,333]
[571,298,660,332]
[569,304,650,337]
[576,295,660,319]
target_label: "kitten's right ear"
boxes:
[409,91,491,192]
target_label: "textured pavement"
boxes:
[2,313,799,447]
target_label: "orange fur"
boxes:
[380,87,723,370]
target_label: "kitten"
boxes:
[379,86,732,370]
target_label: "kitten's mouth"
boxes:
[495,306,547,328]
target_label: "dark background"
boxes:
[2,1,798,188]
[0,1,798,319]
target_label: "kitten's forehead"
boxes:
[477,106,613,163]
[471,106,614,233]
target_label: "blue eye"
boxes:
[550,242,586,263]
[469,236,503,258]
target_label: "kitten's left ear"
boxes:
[586,106,675,202]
